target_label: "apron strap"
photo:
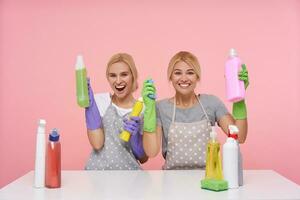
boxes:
[196,95,210,122]
[172,94,210,123]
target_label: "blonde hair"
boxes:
[106,53,138,92]
[167,51,201,81]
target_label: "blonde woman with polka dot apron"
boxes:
[143,51,249,170]
[84,53,148,170]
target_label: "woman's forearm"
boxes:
[87,129,104,150]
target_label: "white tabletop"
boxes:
[0,170,300,200]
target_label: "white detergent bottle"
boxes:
[222,125,239,189]
[34,119,46,188]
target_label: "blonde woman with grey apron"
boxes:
[142,51,249,177]
[83,53,147,170]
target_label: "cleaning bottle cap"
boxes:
[49,128,60,142]
[229,48,238,57]
[75,54,85,70]
[38,119,46,126]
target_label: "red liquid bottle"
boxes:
[45,128,61,188]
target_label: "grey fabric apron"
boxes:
[85,103,141,170]
[163,95,212,170]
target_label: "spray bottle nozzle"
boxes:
[228,125,239,140]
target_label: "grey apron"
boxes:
[85,102,141,170]
[163,95,212,170]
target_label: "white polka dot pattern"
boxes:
[163,119,211,170]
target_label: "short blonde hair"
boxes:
[167,51,201,81]
[106,53,138,92]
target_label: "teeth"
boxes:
[116,85,125,89]
[179,83,189,87]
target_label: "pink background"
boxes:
[1,1,300,188]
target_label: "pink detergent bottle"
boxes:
[225,48,245,102]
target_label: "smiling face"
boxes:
[171,61,198,95]
[107,61,133,99]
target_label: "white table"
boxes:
[0,170,300,200]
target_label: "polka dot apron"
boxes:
[163,95,212,170]
[85,103,141,170]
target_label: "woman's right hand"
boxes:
[85,78,103,130]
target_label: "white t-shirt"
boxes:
[94,93,144,117]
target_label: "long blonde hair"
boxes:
[167,51,201,81]
[106,53,138,92]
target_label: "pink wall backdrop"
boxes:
[1,0,300,188]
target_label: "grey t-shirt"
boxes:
[157,94,229,158]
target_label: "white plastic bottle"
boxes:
[222,125,239,189]
[34,119,46,188]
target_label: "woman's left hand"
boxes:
[123,116,141,136]
[239,64,249,89]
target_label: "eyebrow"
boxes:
[173,68,194,72]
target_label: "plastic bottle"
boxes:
[45,128,61,188]
[119,97,144,142]
[34,119,46,188]
[225,48,245,102]
[146,79,156,100]
[222,125,239,189]
[76,55,89,108]
[238,143,243,186]
[205,126,223,180]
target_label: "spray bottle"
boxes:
[225,48,245,102]
[76,55,89,108]
[119,97,144,142]
[45,128,61,188]
[222,125,239,189]
[34,119,46,188]
[201,126,228,191]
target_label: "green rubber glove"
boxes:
[142,79,156,133]
[232,64,249,120]
[239,64,249,89]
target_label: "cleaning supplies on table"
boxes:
[225,48,245,102]
[34,119,47,188]
[45,128,61,188]
[76,55,89,108]
[201,126,228,191]
[119,97,144,142]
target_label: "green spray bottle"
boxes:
[76,55,89,108]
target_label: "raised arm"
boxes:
[85,78,104,150]
[141,80,161,157]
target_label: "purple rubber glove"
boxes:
[123,116,145,159]
[85,78,102,130]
